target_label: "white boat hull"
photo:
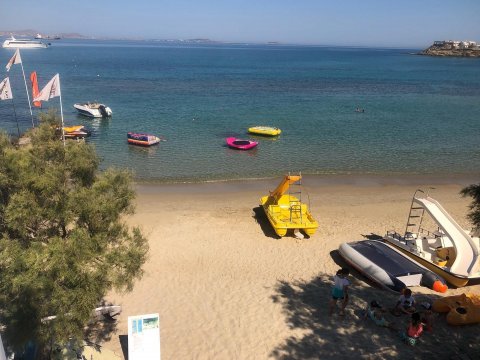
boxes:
[384,192,480,287]
[2,37,48,48]
[74,103,112,118]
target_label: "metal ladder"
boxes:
[288,172,303,223]
[404,189,426,239]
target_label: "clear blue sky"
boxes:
[1,0,479,47]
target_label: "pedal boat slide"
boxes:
[384,190,480,287]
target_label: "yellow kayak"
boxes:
[63,125,84,133]
[248,126,281,136]
[260,174,318,237]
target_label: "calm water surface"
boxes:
[1,39,479,182]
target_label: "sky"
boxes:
[1,0,480,47]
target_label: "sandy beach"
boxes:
[101,175,480,359]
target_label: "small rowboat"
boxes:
[248,126,281,136]
[226,137,258,150]
[127,132,161,146]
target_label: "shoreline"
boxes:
[135,173,480,192]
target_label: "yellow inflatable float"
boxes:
[248,126,281,136]
[433,293,480,325]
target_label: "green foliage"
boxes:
[0,111,148,354]
[461,183,480,230]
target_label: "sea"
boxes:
[1,39,479,183]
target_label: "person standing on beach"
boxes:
[329,268,350,316]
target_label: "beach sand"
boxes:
[100,176,480,359]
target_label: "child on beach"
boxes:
[363,300,397,330]
[420,302,434,332]
[400,312,423,346]
[393,288,416,316]
[329,268,350,316]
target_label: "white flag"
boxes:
[0,77,13,100]
[33,74,61,102]
[5,49,22,72]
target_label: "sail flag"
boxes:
[30,71,42,107]
[33,73,61,102]
[5,49,22,72]
[0,77,13,100]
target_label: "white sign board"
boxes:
[0,333,6,360]
[128,313,161,360]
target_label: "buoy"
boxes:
[421,271,448,293]
[433,280,448,293]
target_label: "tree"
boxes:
[461,183,480,232]
[0,110,148,357]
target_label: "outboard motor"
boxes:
[99,105,108,117]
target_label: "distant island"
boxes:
[0,29,87,40]
[0,30,244,44]
[419,40,480,57]
[1,30,231,44]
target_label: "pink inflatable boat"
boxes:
[225,137,258,150]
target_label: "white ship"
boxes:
[2,36,48,49]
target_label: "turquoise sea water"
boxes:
[1,39,479,182]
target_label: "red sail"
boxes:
[30,71,41,107]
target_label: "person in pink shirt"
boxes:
[400,312,423,346]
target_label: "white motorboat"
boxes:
[2,36,48,48]
[384,189,480,287]
[74,102,112,118]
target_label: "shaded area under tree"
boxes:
[270,272,480,359]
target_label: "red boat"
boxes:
[127,132,161,146]
[225,137,258,150]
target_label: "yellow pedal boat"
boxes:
[248,126,281,136]
[260,174,318,237]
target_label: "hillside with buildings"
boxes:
[0,29,86,39]
[420,40,480,57]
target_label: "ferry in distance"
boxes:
[2,36,48,49]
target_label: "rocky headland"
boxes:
[419,40,480,57]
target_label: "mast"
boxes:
[58,76,65,146]
[11,97,20,138]
[17,50,35,128]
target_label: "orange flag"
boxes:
[30,71,41,107]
